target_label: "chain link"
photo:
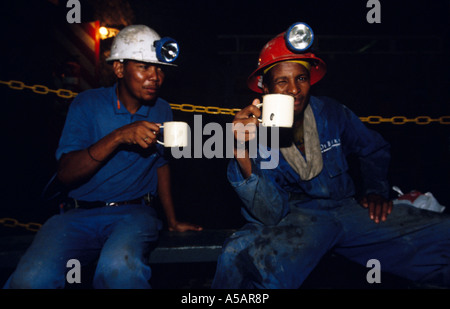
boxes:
[0,80,78,99]
[0,217,42,232]
[359,115,450,125]
[170,103,241,116]
[1,79,449,123]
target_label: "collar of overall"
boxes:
[280,103,323,180]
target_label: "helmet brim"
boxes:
[105,57,178,67]
[247,55,326,93]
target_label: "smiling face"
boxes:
[262,61,311,117]
[114,60,165,105]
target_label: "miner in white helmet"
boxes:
[4,25,202,289]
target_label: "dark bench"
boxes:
[0,228,414,288]
[148,229,235,263]
[0,229,235,268]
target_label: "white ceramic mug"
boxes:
[157,121,189,147]
[256,94,295,127]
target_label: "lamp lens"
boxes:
[286,23,314,51]
[156,37,179,63]
[161,42,179,62]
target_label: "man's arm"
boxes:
[232,99,262,178]
[339,102,393,223]
[228,99,290,225]
[57,121,161,187]
[228,158,290,226]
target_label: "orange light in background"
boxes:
[99,26,108,36]
[99,26,120,40]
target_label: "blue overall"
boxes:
[212,96,450,288]
[4,85,171,289]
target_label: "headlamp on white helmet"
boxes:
[154,37,179,63]
[106,25,180,66]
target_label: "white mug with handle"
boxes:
[255,93,294,127]
[157,121,189,147]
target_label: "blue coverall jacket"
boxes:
[228,95,390,226]
[213,96,450,289]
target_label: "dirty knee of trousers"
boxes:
[93,250,152,289]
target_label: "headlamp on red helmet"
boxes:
[247,22,326,93]
[285,22,314,53]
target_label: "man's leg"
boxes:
[335,199,450,287]
[4,210,99,289]
[92,204,162,289]
[213,206,343,289]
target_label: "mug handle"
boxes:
[156,125,164,145]
[253,103,263,122]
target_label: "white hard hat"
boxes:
[106,25,179,66]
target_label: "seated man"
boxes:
[4,25,201,289]
[212,22,450,289]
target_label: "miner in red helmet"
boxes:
[212,23,450,289]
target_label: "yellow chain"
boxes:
[170,103,241,116]
[1,79,449,124]
[0,217,42,232]
[359,115,450,125]
[0,80,78,99]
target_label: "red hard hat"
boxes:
[247,32,327,93]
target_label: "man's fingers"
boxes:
[381,201,389,221]
[374,202,382,223]
[360,197,368,208]
[368,201,375,220]
[235,100,262,120]
[137,138,150,148]
[233,121,258,143]
[251,98,260,106]
[361,194,393,223]
[142,121,161,135]
[139,125,160,147]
